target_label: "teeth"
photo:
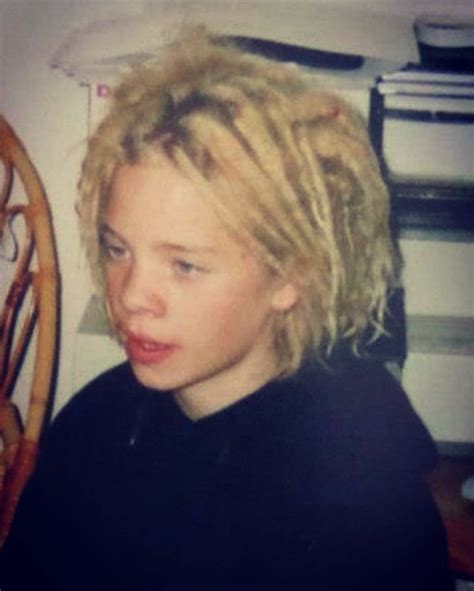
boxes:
[140,341,161,351]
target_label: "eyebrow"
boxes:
[99,223,217,255]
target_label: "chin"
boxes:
[130,364,169,391]
[129,361,193,393]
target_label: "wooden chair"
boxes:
[0,115,59,546]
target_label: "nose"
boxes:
[118,262,167,318]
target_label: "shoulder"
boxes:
[290,360,450,587]
[283,357,438,479]
[55,362,137,421]
[40,363,143,460]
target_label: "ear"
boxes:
[270,279,300,313]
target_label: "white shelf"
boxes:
[407,314,474,356]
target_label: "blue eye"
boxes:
[100,236,127,261]
[174,259,197,275]
[106,244,126,260]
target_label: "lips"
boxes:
[123,332,179,365]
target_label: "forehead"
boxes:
[104,159,246,255]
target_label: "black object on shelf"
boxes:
[414,15,474,73]
[222,36,364,70]
[391,182,474,233]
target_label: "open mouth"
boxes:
[124,333,179,365]
[137,339,168,351]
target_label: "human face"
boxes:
[101,157,297,417]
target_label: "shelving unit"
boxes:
[369,79,474,240]
[407,314,474,357]
[368,68,474,452]
[393,181,474,241]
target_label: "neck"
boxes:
[173,355,279,421]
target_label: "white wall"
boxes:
[1,0,146,413]
[402,241,473,318]
[0,1,4,106]
[401,239,474,443]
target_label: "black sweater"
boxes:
[0,360,452,590]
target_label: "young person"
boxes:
[0,29,452,590]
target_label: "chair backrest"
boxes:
[0,115,59,546]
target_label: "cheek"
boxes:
[103,269,122,308]
[193,307,247,353]
[189,283,271,340]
